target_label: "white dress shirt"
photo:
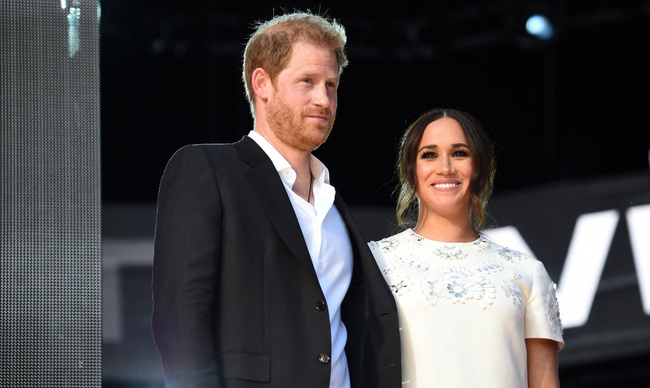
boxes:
[249,131,353,388]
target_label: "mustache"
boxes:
[304,108,334,119]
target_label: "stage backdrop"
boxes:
[0,1,101,386]
[485,172,650,367]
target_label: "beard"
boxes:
[266,93,335,152]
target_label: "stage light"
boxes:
[525,14,554,40]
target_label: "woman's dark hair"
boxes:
[395,108,496,231]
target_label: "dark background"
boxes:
[100,0,650,206]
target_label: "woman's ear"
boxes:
[251,67,271,102]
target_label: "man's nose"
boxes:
[312,85,330,107]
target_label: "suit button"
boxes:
[315,300,327,311]
[318,353,331,364]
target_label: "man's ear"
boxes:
[251,68,271,102]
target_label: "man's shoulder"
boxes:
[170,138,249,160]
[177,141,238,153]
[167,137,273,172]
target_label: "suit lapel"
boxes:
[334,194,366,279]
[234,137,317,279]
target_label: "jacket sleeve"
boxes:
[151,145,223,387]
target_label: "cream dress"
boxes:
[369,229,564,388]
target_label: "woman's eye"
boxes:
[421,151,437,159]
[453,150,469,157]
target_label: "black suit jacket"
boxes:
[152,136,401,387]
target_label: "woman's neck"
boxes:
[413,212,477,243]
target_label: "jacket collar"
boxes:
[234,136,318,280]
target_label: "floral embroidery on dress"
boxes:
[391,278,410,294]
[546,283,563,334]
[473,236,493,251]
[405,230,426,244]
[437,265,473,279]
[396,254,430,272]
[497,246,524,262]
[512,271,523,280]
[422,266,496,309]
[382,266,412,295]
[434,246,467,260]
[475,261,504,274]
[502,281,523,308]
[376,236,400,252]
[421,276,440,305]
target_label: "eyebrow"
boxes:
[418,143,470,152]
[297,70,339,80]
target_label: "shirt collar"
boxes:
[248,130,330,185]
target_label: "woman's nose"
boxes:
[440,156,452,174]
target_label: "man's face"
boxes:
[266,41,340,152]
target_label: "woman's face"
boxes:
[415,117,474,221]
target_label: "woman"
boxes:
[369,108,564,387]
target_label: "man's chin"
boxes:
[297,132,325,151]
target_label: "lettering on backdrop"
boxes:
[484,204,650,329]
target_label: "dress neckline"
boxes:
[406,228,482,245]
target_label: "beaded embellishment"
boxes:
[547,283,563,334]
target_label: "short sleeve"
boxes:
[524,260,565,350]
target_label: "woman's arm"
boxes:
[526,338,561,388]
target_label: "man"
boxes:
[152,12,401,388]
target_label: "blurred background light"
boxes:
[526,14,555,40]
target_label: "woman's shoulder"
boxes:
[473,233,550,276]
[368,229,417,252]
[476,233,538,260]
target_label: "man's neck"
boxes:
[253,127,313,202]
[254,126,312,174]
